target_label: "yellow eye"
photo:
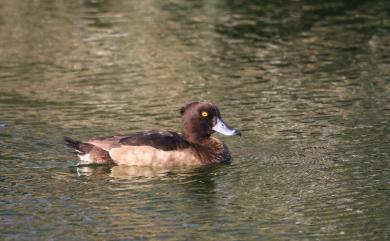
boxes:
[201,111,208,117]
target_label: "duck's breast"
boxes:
[109,145,201,166]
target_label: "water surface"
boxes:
[0,0,389,240]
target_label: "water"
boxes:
[1,0,389,240]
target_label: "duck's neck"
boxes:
[181,132,210,144]
[182,134,229,164]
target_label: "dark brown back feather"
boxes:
[118,131,190,151]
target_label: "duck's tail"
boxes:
[63,136,92,154]
[63,136,113,165]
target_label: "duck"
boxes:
[64,102,241,166]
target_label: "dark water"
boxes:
[1,0,389,240]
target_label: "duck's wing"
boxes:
[119,131,190,151]
[109,131,198,166]
[86,135,127,151]
[87,131,190,151]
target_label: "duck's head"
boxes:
[180,102,241,143]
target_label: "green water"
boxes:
[0,0,389,240]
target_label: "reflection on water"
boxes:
[0,0,389,240]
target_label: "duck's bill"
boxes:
[212,118,241,136]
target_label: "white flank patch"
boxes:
[78,154,93,164]
[109,146,201,166]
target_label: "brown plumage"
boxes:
[64,102,240,166]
